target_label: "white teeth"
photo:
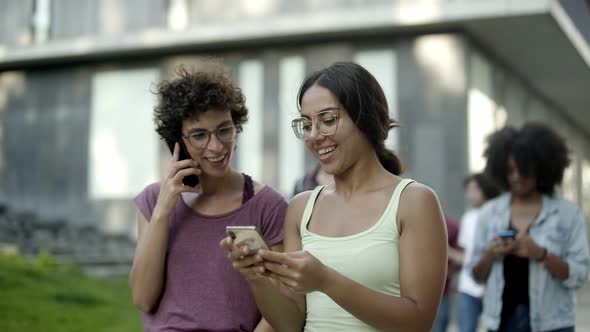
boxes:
[205,155,225,162]
[318,146,336,155]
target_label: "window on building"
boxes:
[32,0,51,43]
[237,60,264,182]
[89,68,160,199]
[278,55,305,195]
[167,0,189,30]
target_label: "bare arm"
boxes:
[253,318,276,332]
[447,246,464,266]
[261,184,447,332]
[129,212,169,312]
[326,184,446,331]
[252,243,283,332]
[251,197,307,331]
[129,143,200,312]
[221,193,309,332]
[472,245,497,283]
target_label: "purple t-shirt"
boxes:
[444,215,459,296]
[134,182,287,332]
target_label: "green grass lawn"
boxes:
[0,253,142,332]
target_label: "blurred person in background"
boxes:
[455,173,501,332]
[470,122,590,332]
[129,67,287,332]
[292,164,333,196]
[433,214,460,332]
[222,62,448,331]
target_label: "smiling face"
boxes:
[507,154,537,197]
[299,84,373,175]
[181,108,237,178]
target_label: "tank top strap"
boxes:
[390,179,414,214]
[382,178,414,238]
[300,185,325,235]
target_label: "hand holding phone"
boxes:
[153,142,201,220]
[497,229,517,240]
[221,226,269,281]
[226,226,269,253]
[166,139,199,187]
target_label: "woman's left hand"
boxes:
[514,233,544,259]
[258,249,329,294]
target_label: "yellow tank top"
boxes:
[301,178,414,331]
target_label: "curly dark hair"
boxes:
[463,173,502,201]
[154,67,248,144]
[483,122,570,196]
[297,62,403,175]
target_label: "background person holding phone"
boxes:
[470,123,590,332]
[222,62,448,331]
[129,67,287,332]
[452,173,501,332]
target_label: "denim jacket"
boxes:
[467,193,590,332]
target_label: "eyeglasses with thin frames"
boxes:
[182,125,241,149]
[291,109,340,141]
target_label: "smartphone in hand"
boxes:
[226,226,269,253]
[166,140,199,187]
[498,229,517,240]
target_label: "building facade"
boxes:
[0,0,589,240]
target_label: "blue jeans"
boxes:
[433,295,450,332]
[457,292,482,332]
[489,304,574,332]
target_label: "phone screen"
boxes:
[166,139,199,187]
[498,229,516,239]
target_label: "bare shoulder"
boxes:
[281,190,315,251]
[287,190,315,221]
[398,182,444,233]
[400,182,439,205]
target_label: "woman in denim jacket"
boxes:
[469,122,589,332]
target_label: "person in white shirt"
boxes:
[456,173,501,332]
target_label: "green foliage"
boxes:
[0,253,141,332]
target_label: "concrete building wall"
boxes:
[0,1,588,238]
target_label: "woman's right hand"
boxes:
[153,142,201,220]
[220,237,267,281]
[487,237,517,259]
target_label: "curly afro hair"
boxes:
[483,122,570,196]
[154,66,248,144]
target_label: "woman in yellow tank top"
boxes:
[222,62,448,331]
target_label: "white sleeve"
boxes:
[457,211,473,248]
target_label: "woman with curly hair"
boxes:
[469,122,590,332]
[129,67,286,331]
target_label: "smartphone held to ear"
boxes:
[166,140,199,187]
[226,226,269,253]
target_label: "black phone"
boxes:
[166,140,199,187]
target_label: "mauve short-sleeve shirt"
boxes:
[134,182,287,332]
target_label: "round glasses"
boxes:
[291,109,340,140]
[182,125,241,149]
